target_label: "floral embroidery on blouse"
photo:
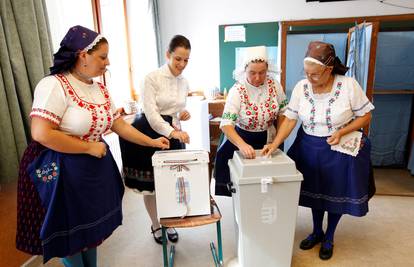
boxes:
[279,99,288,110]
[237,78,279,131]
[303,82,342,133]
[222,112,238,121]
[303,84,316,132]
[326,82,342,132]
[30,108,62,125]
[56,74,113,141]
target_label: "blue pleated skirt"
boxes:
[287,128,371,217]
[214,127,267,196]
[27,146,124,262]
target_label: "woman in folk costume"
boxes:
[262,41,375,260]
[119,35,191,245]
[214,46,288,196]
[16,25,169,266]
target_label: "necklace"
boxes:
[71,69,93,84]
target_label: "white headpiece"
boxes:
[304,56,325,66]
[233,46,279,83]
[243,46,267,67]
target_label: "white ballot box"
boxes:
[152,150,210,219]
[228,149,303,267]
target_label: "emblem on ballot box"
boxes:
[261,197,278,225]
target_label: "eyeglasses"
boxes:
[305,67,328,80]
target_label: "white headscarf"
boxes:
[233,45,279,83]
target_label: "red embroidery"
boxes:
[237,78,279,131]
[30,108,62,124]
[55,74,113,141]
[30,114,60,126]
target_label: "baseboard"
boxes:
[21,256,42,267]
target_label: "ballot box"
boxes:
[152,150,210,219]
[227,149,303,267]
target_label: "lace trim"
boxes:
[30,109,62,125]
[84,34,103,51]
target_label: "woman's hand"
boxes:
[238,143,256,159]
[152,137,170,149]
[261,143,277,158]
[179,110,191,121]
[170,130,190,144]
[87,142,107,158]
[326,131,343,145]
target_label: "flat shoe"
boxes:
[299,233,324,250]
[319,240,334,260]
[151,226,164,245]
[167,227,179,243]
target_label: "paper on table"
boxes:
[330,131,363,157]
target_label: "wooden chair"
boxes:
[160,197,223,267]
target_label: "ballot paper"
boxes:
[330,131,363,157]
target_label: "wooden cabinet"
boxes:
[208,100,225,177]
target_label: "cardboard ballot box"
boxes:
[152,150,210,219]
[228,149,303,267]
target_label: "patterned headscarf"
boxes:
[304,41,349,75]
[50,25,103,75]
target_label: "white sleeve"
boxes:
[274,81,288,115]
[30,76,67,125]
[142,75,175,137]
[348,78,375,117]
[219,85,241,128]
[283,81,302,120]
[109,95,121,121]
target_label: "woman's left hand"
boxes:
[179,110,191,121]
[153,137,170,149]
[326,131,342,145]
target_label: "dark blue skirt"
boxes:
[119,114,184,193]
[27,146,124,263]
[214,127,267,196]
[287,128,371,217]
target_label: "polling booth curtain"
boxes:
[369,95,412,167]
[346,22,372,93]
[0,0,53,183]
[370,31,414,168]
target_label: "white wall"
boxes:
[158,0,413,90]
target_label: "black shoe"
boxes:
[299,233,324,250]
[151,226,164,245]
[319,240,334,260]
[166,227,179,243]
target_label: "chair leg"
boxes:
[210,242,219,267]
[216,220,223,265]
[169,245,175,267]
[162,227,168,267]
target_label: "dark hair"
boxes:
[168,35,191,53]
[50,37,108,75]
[245,59,268,69]
[87,37,108,54]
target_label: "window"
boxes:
[45,0,159,107]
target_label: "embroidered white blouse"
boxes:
[30,73,120,142]
[284,75,374,137]
[220,77,288,132]
[140,64,189,137]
